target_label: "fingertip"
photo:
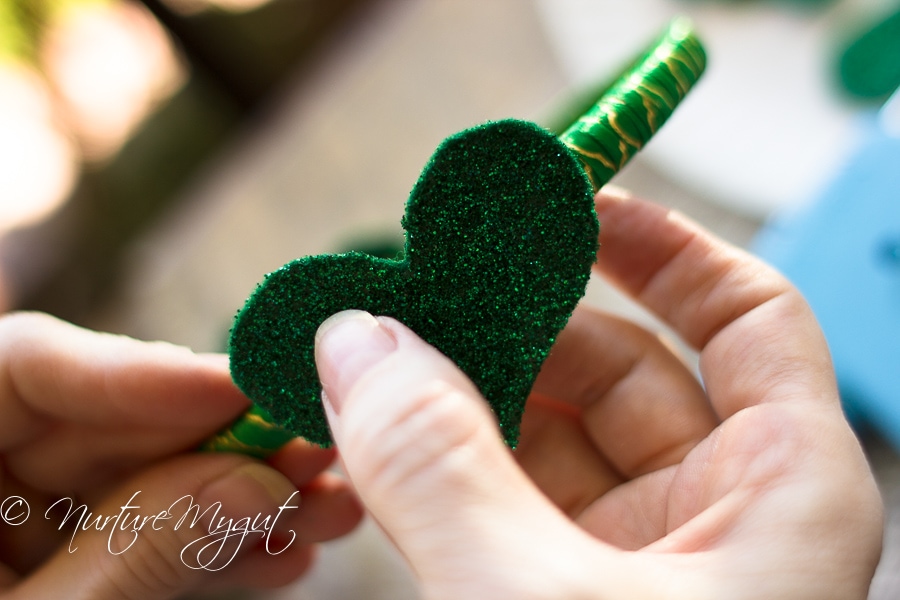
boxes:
[267,438,337,486]
[292,471,364,543]
[315,310,399,413]
[195,352,231,371]
[596,184,634,205]
[591,192,693,293]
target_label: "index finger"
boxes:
[0,312,246,444]
[593,189,839,419]
[0,312,250,491]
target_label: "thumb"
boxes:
[13,454,311,599]
[315,310,597,594]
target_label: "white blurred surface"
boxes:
[533,0,880,217]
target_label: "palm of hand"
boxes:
[517,310,878,598]
[510,196,881,598]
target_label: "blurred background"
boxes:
[1,0,898,598]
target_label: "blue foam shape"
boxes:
[754,117,900,448]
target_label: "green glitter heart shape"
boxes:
[217,21,706,454]
[228,120,598,448]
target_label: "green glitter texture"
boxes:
[229,120,597,447]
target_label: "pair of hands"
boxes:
[0,191,883,599]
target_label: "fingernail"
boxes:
[598,184,633,202]
[315,310,398,413]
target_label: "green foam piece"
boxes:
[229,119,597,448]
[839,8,900,100]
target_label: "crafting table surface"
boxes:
[85,1,897,598]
